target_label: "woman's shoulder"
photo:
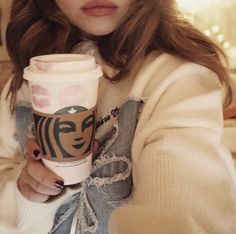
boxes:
[144,51,219,78]
[150,51,219,83]
[130,51,221,98]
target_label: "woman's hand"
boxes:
[17,139,64,203]
[224,104,236,119]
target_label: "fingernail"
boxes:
[54,180,64,189]
[33,149,41,159]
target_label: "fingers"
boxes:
[18,158,64,203]
[92,139,99,155]
[25,157,64,190]
[18,171,61,202]
[24,138,64,190]
[21,168,62,196]
[18,181,49,203]
[25,138,42,160]
[224,104,236,119]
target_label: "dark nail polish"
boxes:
[33,149,40,158]
[54,180,64,189]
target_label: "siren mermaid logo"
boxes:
[33,106,96,162]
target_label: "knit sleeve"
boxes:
[0,80,71,234]
[0,78,25,185]
[109,63,236,233]
[0,78,27,231]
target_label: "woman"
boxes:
[0,0,235,233]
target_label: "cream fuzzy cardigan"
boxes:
[0,52,236,234]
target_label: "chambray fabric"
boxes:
[15,103,34,156]
[15,99,143,234]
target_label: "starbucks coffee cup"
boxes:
[23,54,102,185]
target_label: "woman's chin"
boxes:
[81,24,116,37]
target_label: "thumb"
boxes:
[25,138,42,160]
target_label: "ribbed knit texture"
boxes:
[109,55,236,234]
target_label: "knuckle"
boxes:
[24,140,33,154]
[33,182,43,193]
[26,192,36,201]
[20,184,34,201]
[18,171,30,186]
[40,175,50,186]
[24,164,31,173]
[41,170,57,187]
[25,159,35,170]
[25,138,36,148]
[26,160,40,177]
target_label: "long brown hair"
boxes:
[6,0,232,111]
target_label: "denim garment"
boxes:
[15,103,34,156]
[15,99,143,234]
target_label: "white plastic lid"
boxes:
[23,54,103,83]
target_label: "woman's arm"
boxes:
[109,63,236,233]
[0,79,72,234]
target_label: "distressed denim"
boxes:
[15,99,143,234]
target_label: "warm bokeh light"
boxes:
[177,0,222,12]
[177,0,236,70]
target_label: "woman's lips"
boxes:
[81,0,118,16]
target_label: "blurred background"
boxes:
[178,0,236,72]
[178,0,236,102]
[0,0,236,90]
